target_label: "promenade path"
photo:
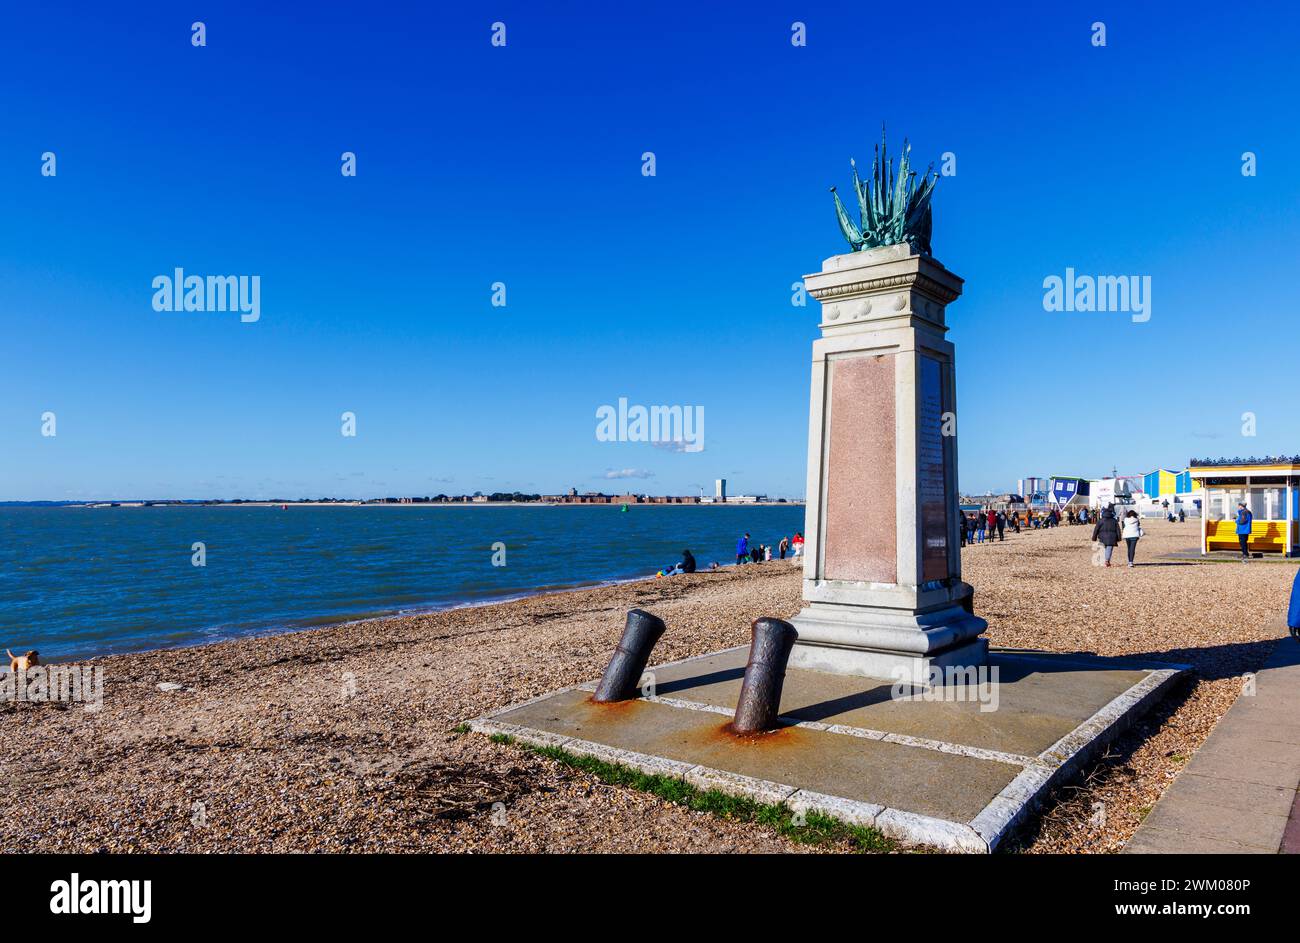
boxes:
[1126,623,1300,854]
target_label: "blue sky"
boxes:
[2,1,1297,501]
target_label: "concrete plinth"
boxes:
[472,646,1188,852]
[793,243,984,679]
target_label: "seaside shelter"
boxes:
[1188,456,1300,556]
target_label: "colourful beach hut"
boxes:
[1188,456,1300,557]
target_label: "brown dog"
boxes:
[7,649,38,673]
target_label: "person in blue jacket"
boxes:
[1235,501,1253,559]
[1288,567,1300,640]
[736,533,750,566]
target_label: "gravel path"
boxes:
[1,518,1292,853]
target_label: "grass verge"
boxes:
[488,732,895,853]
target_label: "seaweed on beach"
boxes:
[387,758,535,821]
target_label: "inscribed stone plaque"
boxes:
[918,355,950,583]
[824,354,896,583]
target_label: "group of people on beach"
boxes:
[961,506,1088,546]
[655,531,805,578]
[961,503,1157,569]
[735,532,803,565]
[961,509,1019,545]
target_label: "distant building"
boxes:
[1017,476,1049,506]
[715,479,727,501]
[1089,477,1137,510]
[1048,476,1090,508]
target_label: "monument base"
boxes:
[790,637,989,687]
[789,601,989,684]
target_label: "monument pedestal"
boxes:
[790,243,987,684]
[471,195,1188,854]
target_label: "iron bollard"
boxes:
[731,617,798,734]
[593,609,666,703]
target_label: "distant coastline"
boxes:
[55,501,803,509]
[0,498,804,509]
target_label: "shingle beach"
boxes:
[1,519,1292,853]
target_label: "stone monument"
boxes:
[789,133,987,683]
[471,132,1188,853]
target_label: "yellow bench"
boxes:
[1205,520,1287,553]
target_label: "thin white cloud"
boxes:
[651,439,702,453]
[602,468,655,480]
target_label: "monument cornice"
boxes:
[809,271,961,305]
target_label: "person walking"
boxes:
[1121,510,1143,567]
[792,532,804,558]
[975,513,986,543]
[986,509,997,542]
[1235,502,1253,559]
[1092,505,1121,567]
[996,510,1006,541]
[1288,565,1300,640]
[736,533,750,566]
[778,536,789,560]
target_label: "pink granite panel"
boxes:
[823,354,896,583]
[918,355,950,583]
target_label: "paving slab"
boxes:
[1125,826,1267,855]
[1156,771,1297,819]
[1142,797,1289,851]
[474,646,1186,853]
[1209,707,1300,745]
[1183,750,1300,790]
